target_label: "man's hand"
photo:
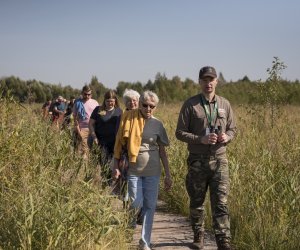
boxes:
[201,133,218,145]
[218,132,229,143]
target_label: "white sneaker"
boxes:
[138,239,151,250]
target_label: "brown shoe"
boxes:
[190,231,204,249]
[217,237,231,250]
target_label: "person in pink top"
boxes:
[73,85,99,159]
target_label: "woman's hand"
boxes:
[164,176,172,191]
[77,130,83,140]
[92,136,99,145]
[111,158,121,180]
[112,168,121,180]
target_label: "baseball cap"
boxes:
[199,66,217,79]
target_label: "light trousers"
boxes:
[127,175,160,248]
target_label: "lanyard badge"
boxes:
[200,94,218,129]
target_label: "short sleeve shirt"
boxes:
[128,116,169,176]
[90,106,122,153]
[74,99,99,129]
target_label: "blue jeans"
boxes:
[127,175,160,248]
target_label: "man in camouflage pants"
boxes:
[175,66,236,250]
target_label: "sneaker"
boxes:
[138,239,151,250]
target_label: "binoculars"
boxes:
[210,125,222,134]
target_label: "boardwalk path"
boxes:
[131,200,217,250]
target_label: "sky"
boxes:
[1,0,299,90]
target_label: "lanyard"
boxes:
[200,94,218,128]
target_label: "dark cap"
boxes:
[199,66,217,79]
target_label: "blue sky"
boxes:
[1,0,299,89]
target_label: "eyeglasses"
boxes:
[83,93,91,96]
[142,103,156,109]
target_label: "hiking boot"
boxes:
[190,231,204,249]
[216,237,231,250]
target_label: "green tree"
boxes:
[260,57,287,127]
[218,72,227,85]
[28,80,46,103]
[116,81,132,97]
[89,76,107,100]
[144,80,155,91]
[241,75,250,82]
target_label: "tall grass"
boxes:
[0,96,131,249]
[1,95,299,249]
[157,103,300,250]
[228,105,300,250]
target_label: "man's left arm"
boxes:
[225,104,237,143]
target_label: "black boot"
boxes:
[191,231,204,250]
[216,237,231,250]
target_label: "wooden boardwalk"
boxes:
[131,200,217,250]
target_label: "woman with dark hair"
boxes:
[89,90,123,167]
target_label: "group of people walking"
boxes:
[42,66,236,250]
[70,86,172,250]
[42,95,76,129]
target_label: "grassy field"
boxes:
[1,96,299,249]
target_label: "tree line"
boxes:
[1,72,300,105]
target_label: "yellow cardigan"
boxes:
[113,109,145,163]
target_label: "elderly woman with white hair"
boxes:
[123,88,140,110]
[113,90,172,250]
[120,89,141,212]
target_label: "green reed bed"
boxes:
[228,105,300,250]
[0,98,130,249]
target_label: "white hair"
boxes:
[123,89,140,104]
[140,90,159,105]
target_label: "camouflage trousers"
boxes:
[186,153,231,239]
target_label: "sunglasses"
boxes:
[142,103,156,109]
[83,93,91,96]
